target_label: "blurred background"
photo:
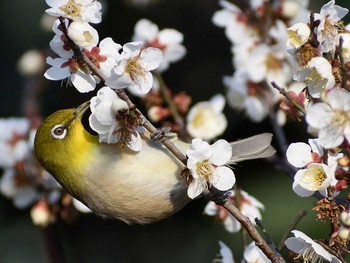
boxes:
[0,0,349,262]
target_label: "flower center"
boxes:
[265,53,282,71]
[295,245,322,263]
[322,17,339,42]
[300,166,327,191]
[287,29,303,46]
[59,0,82,18]
[191,107,210,128]
[125,57,145,81]
[195,160,214,181]
[331,110,350,128]
[305,67,327,89]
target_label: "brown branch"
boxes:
[271,82,305,115]
[154,72,185,131]
[223,201,286,263]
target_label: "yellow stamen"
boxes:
[265,53,282,71]
[125,57,145,81]
[195,160,214,181]
[331,110,350,128]
[300,166,327,191]
[60,0,82,18]
[295,245,322,263]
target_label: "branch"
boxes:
[223,201,286,263]
[154,72,186,134]
[271,82,305,115]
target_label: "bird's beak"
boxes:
[74,101,90,119]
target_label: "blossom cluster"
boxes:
[4,0,350,262]
[0,118,90,226]
[212,0,350,262]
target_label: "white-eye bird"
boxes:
[34,102,275,224]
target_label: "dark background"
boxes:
[0,0,349,262]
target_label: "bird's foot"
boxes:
[204,187,232,206]
[150,127,172,142]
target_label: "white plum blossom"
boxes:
[186,94,227,141]
[285,230,342,263]
[293,163,335,197]
[89,86,143,151]
[186,139,235,199]
[217,241,235,263]
[293,57,335,98]
[239,43,292,88]
[133,19,186,72]
[287,22,310,49]
[212,0,256,45]
[225,73,269,123]
[106,41,163,94]
[281,0,310,24]
[306,88,350,148]
[67,21,99,47]
[45,0,102,24]
[0,168,39,209]
[16,49,45,76]
[204,190,264,233]
[243,242,271,263]
[0,118,30,168]
[286,139,323,168]
[314,0,348,53]
[45,37,121,93]
[286,139,339,197]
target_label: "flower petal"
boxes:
[212,166,235,191]
[209,139,232,165]
[286,142,312,168]
[187,178,206,199]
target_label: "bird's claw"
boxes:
[204,187,232,205]
[151,127,172,142]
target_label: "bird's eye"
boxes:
[51,125,67,139]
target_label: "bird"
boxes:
[34,101,275,224]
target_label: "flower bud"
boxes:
[17,50,45,76]
[340,210,350,226]
[148,106,169,122]
[67,21,99,47]
[30,199,55,227]
[339,226,350,240]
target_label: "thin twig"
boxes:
[277,210,308,251]
[271,82,305,115]
[255,218,279,253]
[154,72,185,132]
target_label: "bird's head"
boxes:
[34,101,98,196]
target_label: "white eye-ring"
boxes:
[51,125,67,139]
